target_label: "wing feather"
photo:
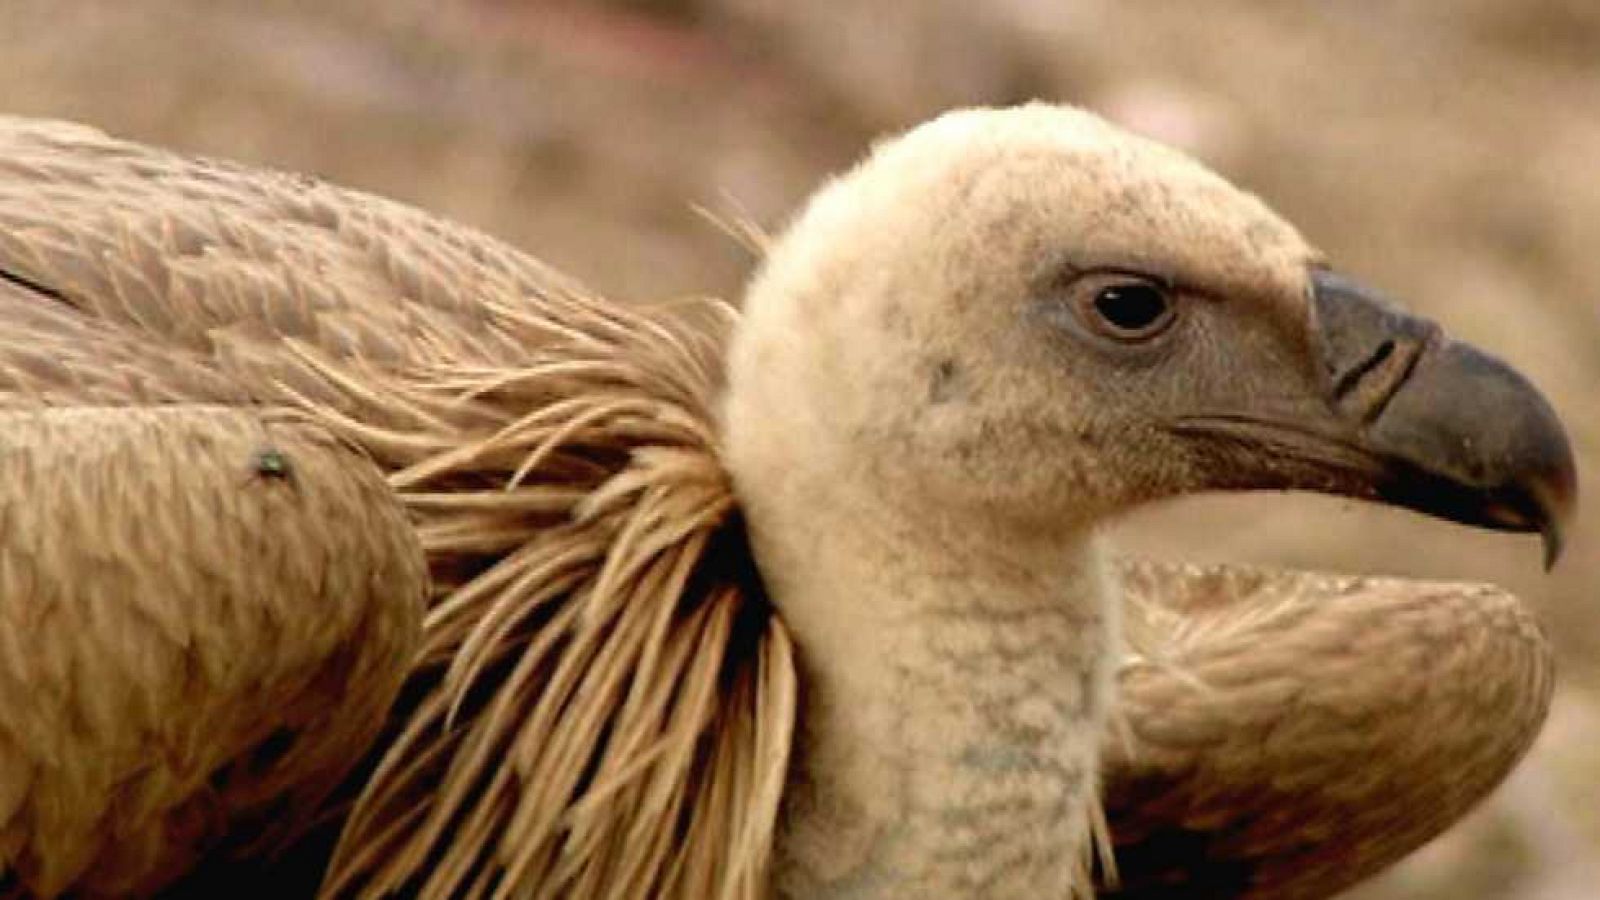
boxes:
[0,406,426,896]
[1100,560,1553,899]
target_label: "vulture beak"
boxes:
[1309,269,1578,568]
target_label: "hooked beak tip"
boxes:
[1478,460,1575,571]
[1536,472,1576,571]
[1542,523,1563,572]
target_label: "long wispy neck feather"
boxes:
[284,288,797,900]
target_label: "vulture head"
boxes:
[721,103,1575,897]
[726,103,1574,557]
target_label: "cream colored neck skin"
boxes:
[741,466,1116,899]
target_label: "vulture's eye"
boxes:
[1075,277,1176,342]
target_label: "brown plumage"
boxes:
[0,407,423,896]
[1102,562,1553,898]
[0,109,1573,898]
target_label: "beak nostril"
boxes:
[1331,339,1395,400]
[1329,335,1432,425]
[1310,268,1441,425]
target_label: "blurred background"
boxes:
[3,1,1596,895]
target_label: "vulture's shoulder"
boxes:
[0,116,582,372]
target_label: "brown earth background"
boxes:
[3,1,1597,896]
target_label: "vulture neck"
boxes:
[734,443,1117,898]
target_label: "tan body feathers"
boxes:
[0,407,423,895]
[0,110,1573,898]
[1105,562,1553,898]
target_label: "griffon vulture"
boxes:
[0,105,1574,899]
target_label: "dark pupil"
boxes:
[1094,284,1167,332]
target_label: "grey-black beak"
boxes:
[1311,269,1578,568]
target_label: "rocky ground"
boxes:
[3,1,1596,895]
